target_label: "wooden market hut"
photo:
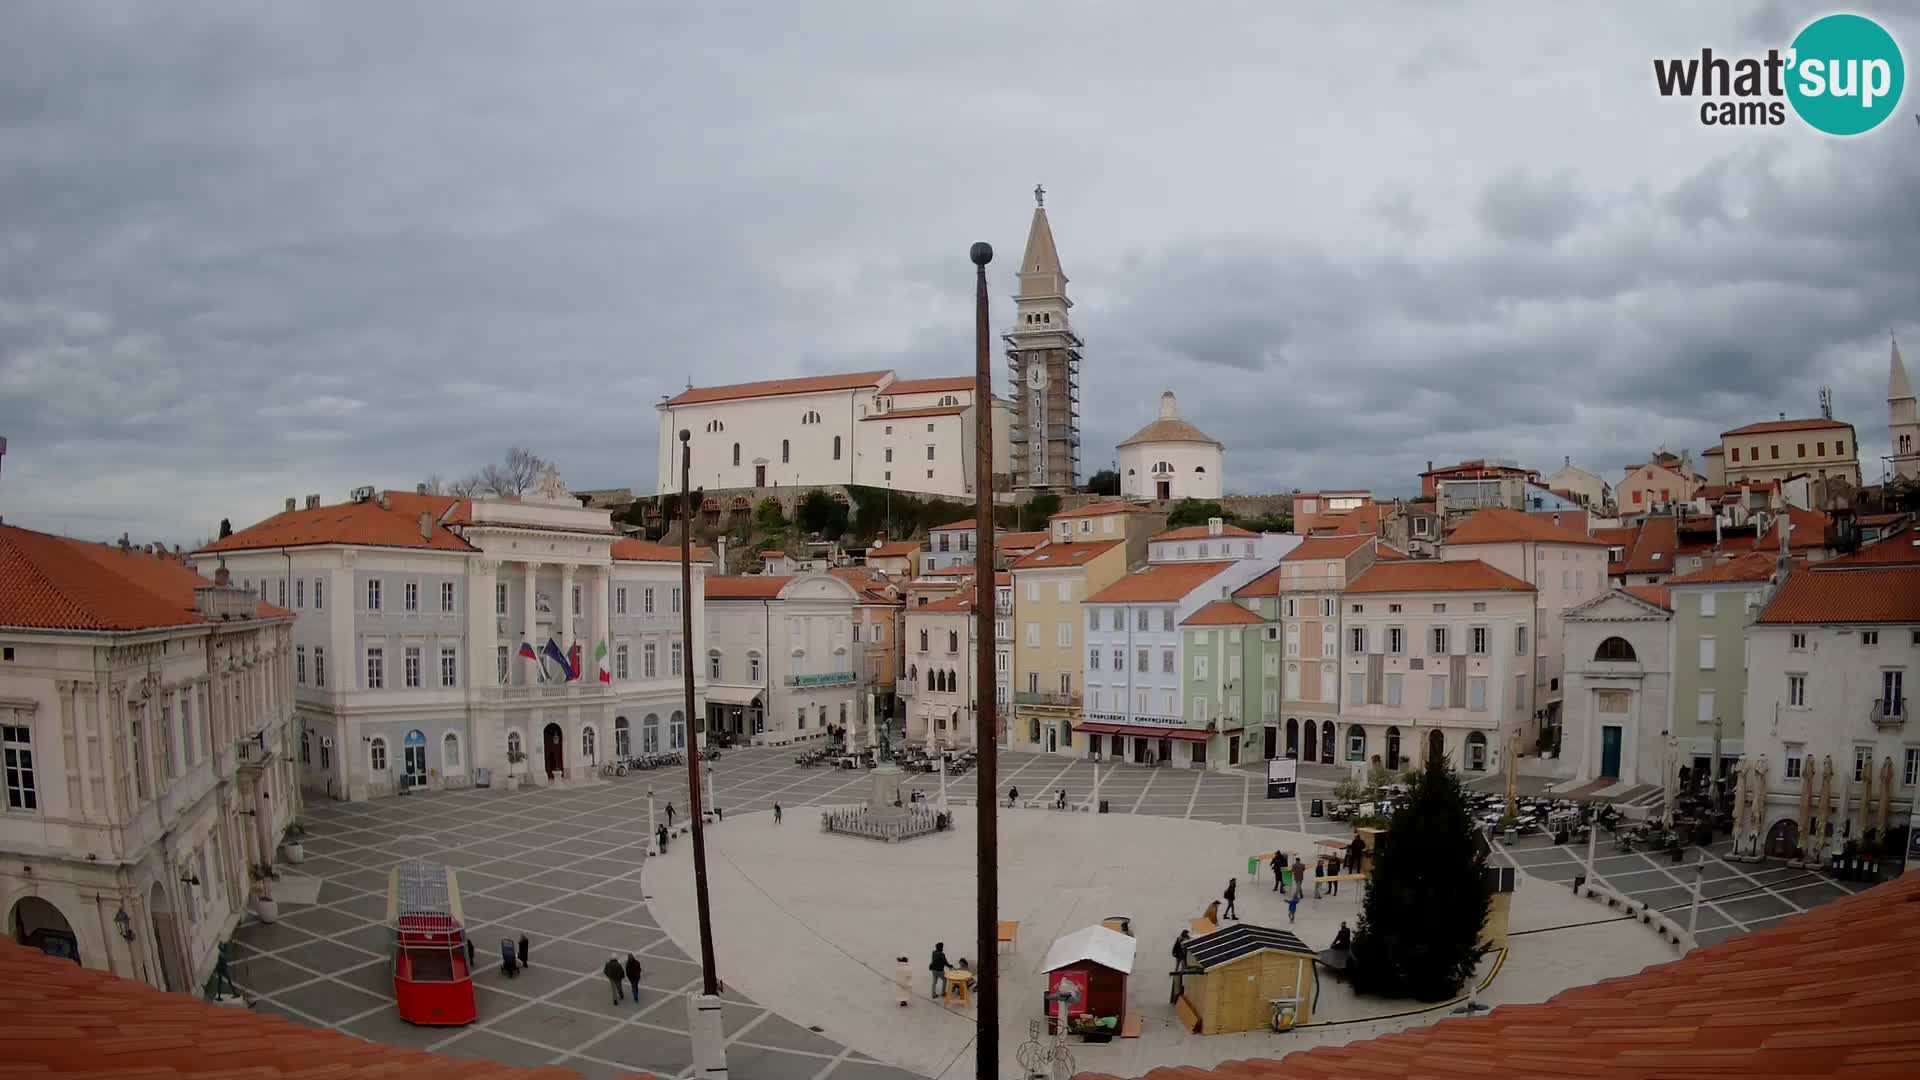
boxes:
[1041,925,1136,1031]
[1177,923,1320,1034]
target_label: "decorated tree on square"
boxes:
[1349,746,1492,1001]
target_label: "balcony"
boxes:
[1015,690,1081,709]
[1871,698,1907,730]
[497,684,608,702]
[787,671,857,688]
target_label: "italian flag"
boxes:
[595,640,612,684]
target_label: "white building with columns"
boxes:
[191,469,705,802]
[2,524,296,996]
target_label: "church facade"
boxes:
[1118,391,1224,501]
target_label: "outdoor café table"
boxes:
[943,969,975,1007]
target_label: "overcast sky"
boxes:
[2,2,1916,545]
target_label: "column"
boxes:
[595,566,613,682]
[560,564,577,681]
[471,559,500,688]
[523,561,540,685]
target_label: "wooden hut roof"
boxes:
[1186,923,1317,970]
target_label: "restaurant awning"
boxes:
[1075,722,1209,742]
[704,685,765,707]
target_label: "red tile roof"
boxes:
[1752,507,1832,554]
[1722,416,1854,436]
[1086,561,1236,604]
[1280,534,1375,561]
[1152,523,1258,541]
[1623,584,1672,611]
[866,541,921,559]
[705,575,792,599]
[662,369,890,407]
[1816,526,1920,569]
[1447,507,1608,547]
[0,940,637,1080]
[1012,539,1121,570]
[1049,500,1161,520]
[1088,874,1920,1080]
[1374,544,1409,561]
[758,549,786,557]
[859,405,969,421]
[1701,444,1724,455]
[929,519,985,532]
[1000,530,1050,551]
[1232,567,1283,598]
[1665,550,1781,585]
[1621,514,1679,575]
[1347,560,1533,595]
[1757,565,1920,624]
[198,494,478,555]
[884,375,974,395]
[2,525,286,631]
[1296,501,1384,537]
[922,591,978,612]
[1181,599,1265,626]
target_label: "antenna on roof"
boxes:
[1818,385,1832,419]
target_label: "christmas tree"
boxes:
[1348,745,1492,1001]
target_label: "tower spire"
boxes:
[1892,331,1914,403]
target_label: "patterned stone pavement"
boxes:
[229,745,1880,1078]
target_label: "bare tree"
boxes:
[479,446,546,497]
[419,473,447,496]
[447,473,484,497]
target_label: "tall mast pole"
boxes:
[679,430,720,996]
[969,240,999,1080]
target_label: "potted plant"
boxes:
[280,820,307,865]
[505,747,526,791]
[250,864,279,924]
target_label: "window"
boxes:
[1194,655,1209,678]
[1347,672,1366,704]
[1516,625,1528,655]
[367,578,382,611]
[1854,746,1872,782]
[927,445,936,461]
[367,647,385,689]
[277,579,287,607]
[1349,627,1367,653]
[1285,598,1296,618]
[296,645,307,684]
[1472,602,1486,613]
[919,628,930,652]
[1025,623,1038,646]
[1430,626,1449,655]
[1469,677,1487,711]
[440,647,457,687]
[1699,636,1716,670]
[1027,671,1039,694]
[1192,696,1209,723]
[1057,581,1071,602]
[583,726,597,762]
[497,644,509,684]
[1836,440,1846,455]
[1432,603,1446,614]
[1471,626,1488,655]
[1387,627,1404,655]
[616,587,628,615]
[1700,591,1716,617]
[1791,631,1807,650]
[295,578,305,608]
[709,652,722,679]
[1321,598,1334,618]
[403,581,418,612]
[1698,689,1716,726]
[4,724,36,811]
[1385,672,1403,707]
[404,646,421,688]
[782,439,790,463]
[1770,444,1779,460]
[1162,609,1175,632]
[1862,630,1880,646]
[1429,675,1447,707]
[1162,649,1175,673]
[441,582,456,612]
[1088,648,1101,672]
[1059,672,1072,695]
[314,646,326,688]
[369,737,387,772]
[748,654,761,681]
[571,584,582,616]
[644,643,658,678]
[1057,622,1072,647]
[833,435,842,460]
[443,732,462,769]
[496,582,508,615]
[1784,743,1804,779]
[1594,636,1638,662]
[1883,670,1904,711]
[1088,609,1099,632]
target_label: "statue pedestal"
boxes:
[869,764,909,821]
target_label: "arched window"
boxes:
[369,737,388,772]
[732,443,741,466]
[642,713,661,753]
[1346,724,1366,762]
[301,728,311,764]
[919,628,929,651]
[1595,636,1638,662]
[442,732,462,769]
[669,711,686,749]
[1466,731,1488,771]
[782,439,790,463]
[948,630,959,652]
[1029,718,1041,742]
[1195,466,1206,473]
[507,730,523,758]
[833,435,842,460]
[582,726,597,762]
[615,716,631,758]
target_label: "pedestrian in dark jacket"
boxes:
[603,957,626,1004]
[624,953,643,1003]
[665,802,676,827]
[774,802,783,824]
[500,939,519,977]
[1222,877,1238,920]
[657,822,669,853]
[1271,851,1285,891]
[1007,786,1019,808]
[518,934,530,968]
[465,937,475,968]
[929,942,951,998]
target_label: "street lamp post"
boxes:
[678,430,727,1080]
[969,240,1000,1080]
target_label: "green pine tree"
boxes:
[1348,747,1492,1001]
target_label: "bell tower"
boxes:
[1004,185,1082,493]
[1890,333,1918,482]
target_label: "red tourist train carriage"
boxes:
[385,860,477,1026]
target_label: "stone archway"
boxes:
[542,722,564,780]
[1766,817,1800,860]
[10,895,79,964]
[148,882,185,993]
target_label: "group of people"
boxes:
[496,934,531,977]
[602,953,645,1005]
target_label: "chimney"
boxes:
[420,512,432,541]
[417,483,428,495]
[306,494,320,509]
[1207,517,1223,536]
[1564,455,1571,467]
[1778,412,1786,421]
[1426,460,1434,473]
[376,492,389,510]
[717,535,728,573]
[285,497,296,512]
[1714,514,1722,547]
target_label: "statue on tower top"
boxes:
[1034,183,1045,208]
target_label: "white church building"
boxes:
[1118,391,1224,501]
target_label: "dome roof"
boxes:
[1118,391,1221,448]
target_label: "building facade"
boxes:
[903,586,982,747]
[703,573,860,745]
[1664,551,1783,781]
[195,476,706,800]
[1546,457,1615,514]
[1619,457,1700,517]
[1716,417,1861,499]
[1008,541,1125,755]
[2,526,295,997]
[1117,392,1224,502]
[1562,587,1673,786]
[1005,192,1082,493]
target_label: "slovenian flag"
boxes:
[568,643,583,683]
[595,640,611,684]
[518,641,538,662]
[543,638,577,682]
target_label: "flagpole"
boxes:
[968,239,999,1080]
[680,429,728,1080]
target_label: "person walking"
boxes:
[1271,851,1285,891]
[656,822,669,853]
[1222,876,1238,921]
[1287,892,1300,924]
[1169,929,1192,1004]
[774,801,783,823]
[464,936,475,969]
[929,942,951,999]
[1291,856,1307,901]
[603,957,626,1004]
[624,953,643,1003]
[665,802,676,828]
[1326,855,1341,896]
[1007,786,1019,808]
[518,934,530,969]
[1347,834,1366,874]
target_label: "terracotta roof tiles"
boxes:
[1816,525,1920,569]
[1231,567,1283,598]
[1000,530,1050,551]
[1049,501,1161,521]
[884,375,974,395]
[866,541,921,559]
[610,538,714,563]
[1756,566,1920,624]
[1347,559,1533,595]
[1080,873,1920,1080]
[859,405,969,421]
[1152,524,1257,542]
[1,525,285,631]
[1623,584,1672,610]
[1721,416,1854,436]
[705,575,792,599]
[1665,550,1780,585]
[661,369,891,407]
[1012,539,1122,570]
[1621,514,1679,575]
[1752,507,1832,554]
[1447,507,1609,547]
[1279,534,1375,561]
[1085,561,1236,604]
[1181,599,1265,626]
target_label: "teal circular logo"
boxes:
[1786,14,1905,136]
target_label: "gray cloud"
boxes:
[0,1,1915,543]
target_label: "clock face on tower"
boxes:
[1026,362,1049,391]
